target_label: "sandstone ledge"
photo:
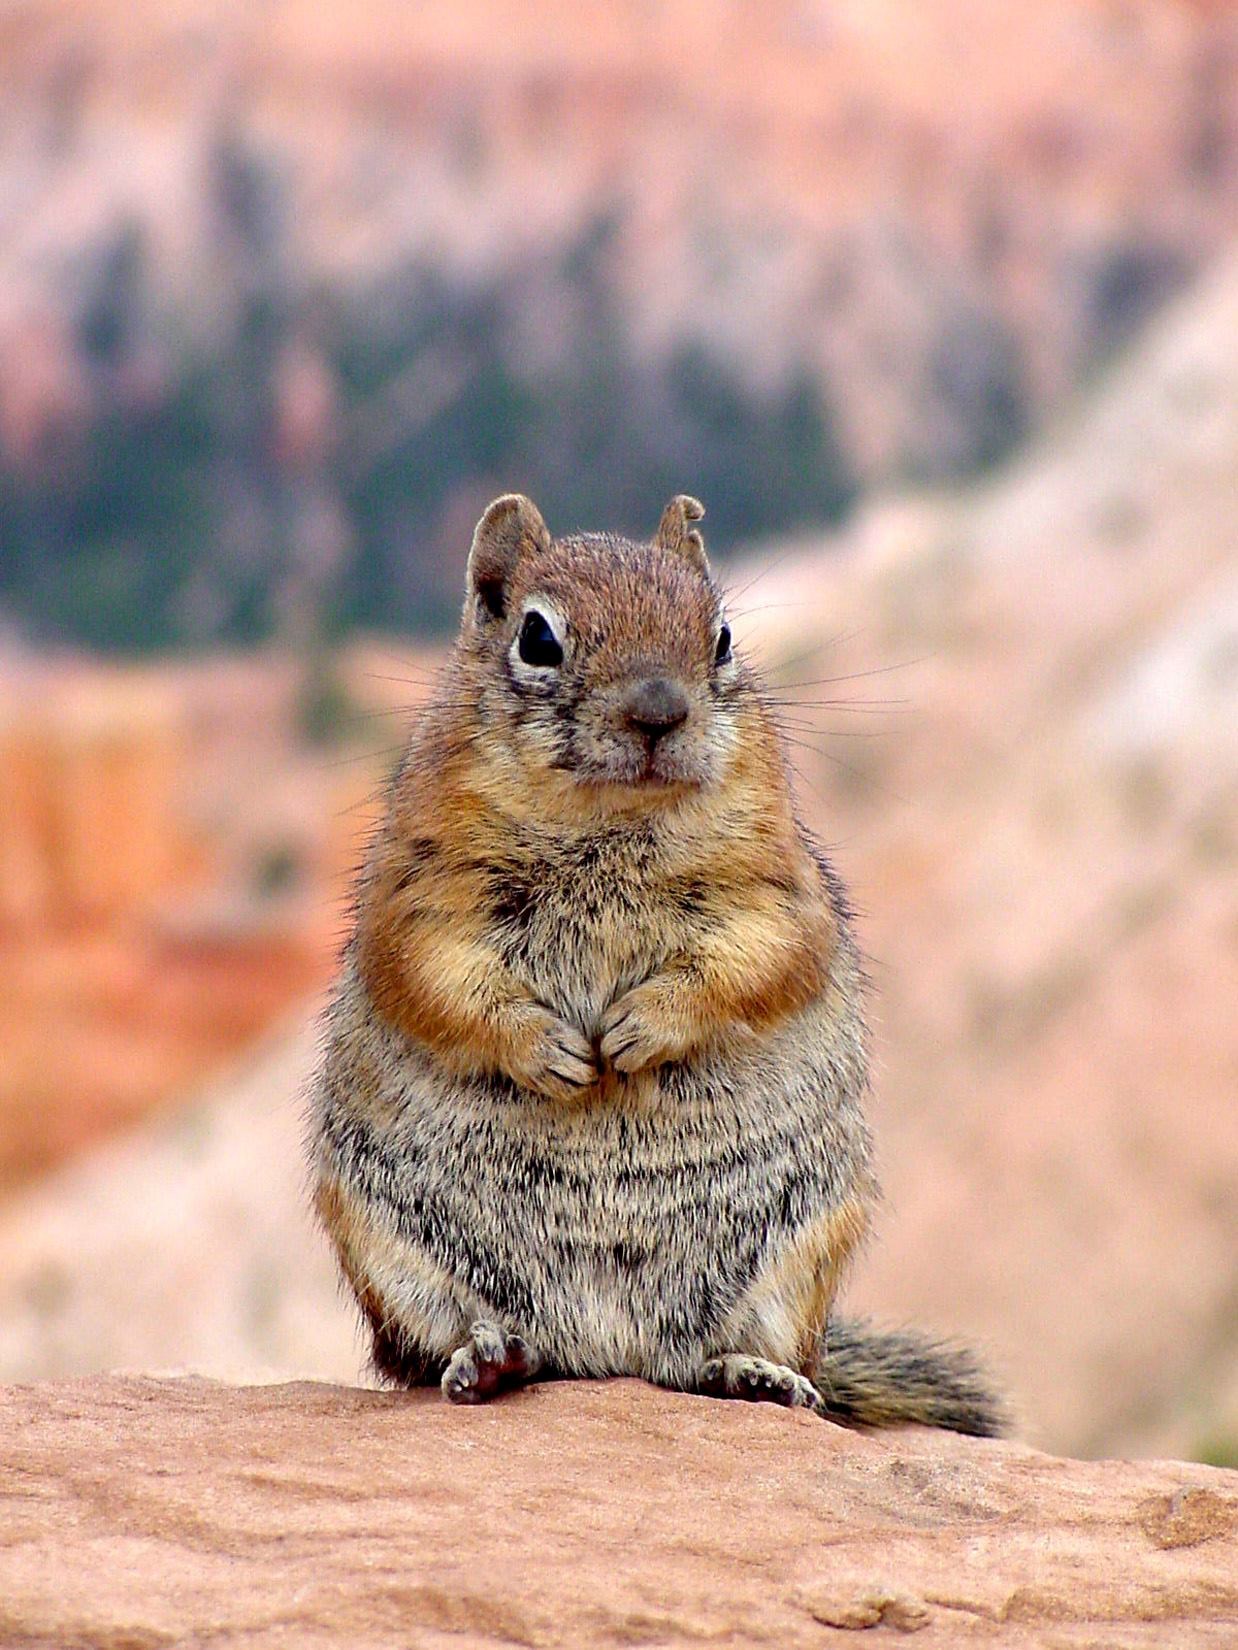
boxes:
[2,1377,1235,1649]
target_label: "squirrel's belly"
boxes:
[317,1006,871,1382]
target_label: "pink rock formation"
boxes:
[2,1376,1234,1647]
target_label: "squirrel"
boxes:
[309,492,1004,1434]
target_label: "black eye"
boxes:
[714,623,732,665]
[518,610,563,668]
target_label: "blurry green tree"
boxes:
[0,185,869,650]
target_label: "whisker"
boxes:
[320,745,404,770]
[339,704,425,722]
[728,601,820,621]
[333,779,397,820]
[776,737,910,806]
[362,671,450,688]
[774,722,893,740]
[722,544,807,606]
[762,697,909,713]
[781,750,837,816]
[741,628,870,680]
[342,699,477,721]
[364,644,448,670]
[767,658,929,689]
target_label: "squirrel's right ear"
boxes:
[654,494,708,575]
[466,494,551,622]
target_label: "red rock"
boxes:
[1,1375,1235,1649]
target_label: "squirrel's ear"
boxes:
[654,494,708,574]
[466,494,551,621]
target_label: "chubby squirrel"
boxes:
[309,493,1003,1433]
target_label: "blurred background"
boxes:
[0,0,1235,1463]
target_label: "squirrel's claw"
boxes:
[697,1355,826,1415]
[512,1008,598,1101]
[442,1322,540,1404]
[599,985,688,1074]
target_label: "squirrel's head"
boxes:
[459,493,747,808]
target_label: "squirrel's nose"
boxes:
[623,677,690,743]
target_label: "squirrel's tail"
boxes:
[815,1317,1007,1437]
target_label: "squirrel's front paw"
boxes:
[510,1007,598,1102]
[600,984,689,1074]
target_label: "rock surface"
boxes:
[3,1377,1236,1649]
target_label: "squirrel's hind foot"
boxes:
[442,1322,541,1405]
[697,1355,826,1416]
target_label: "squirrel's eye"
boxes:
[518,610,564,668]
[714,623,732,666]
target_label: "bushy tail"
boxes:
[815,1317,1007,1437]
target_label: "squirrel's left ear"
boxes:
[466,494,552,622]
[654,495,708,574]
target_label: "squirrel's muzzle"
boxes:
[622,677,690,744]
